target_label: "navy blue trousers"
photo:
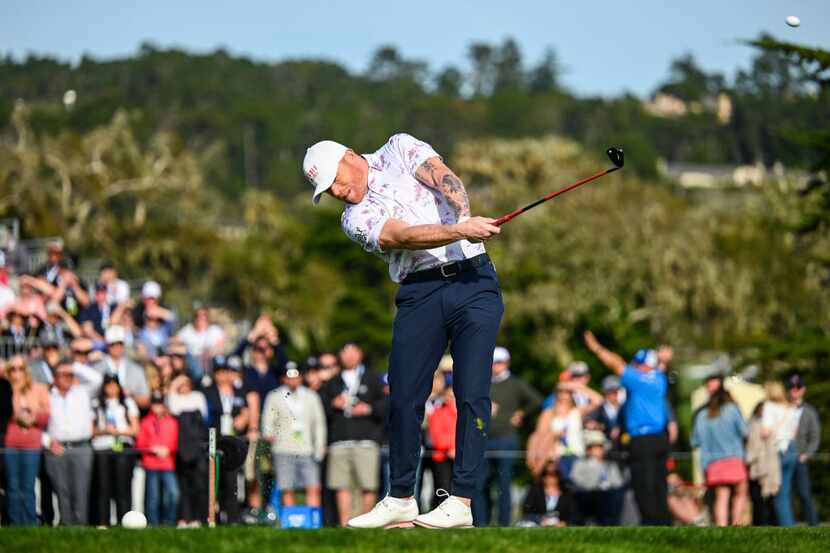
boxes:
[388,261,503,500]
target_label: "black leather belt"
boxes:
[401,254,490,284]
[62,439,91,448]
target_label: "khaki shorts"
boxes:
[275,454,320,490]
[327,443,380,491]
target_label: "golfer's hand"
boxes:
[458,217,500,243]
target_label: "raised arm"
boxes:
[583,331,626,376]
[414,156,471,220]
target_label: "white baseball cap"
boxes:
[303,140,348,204]
[142,280,162,299]
[492,346,511,364]
[105,325,127,344]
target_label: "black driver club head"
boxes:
[606,147,624,169]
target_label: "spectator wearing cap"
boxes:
[177,306,226,372]
[202,355,249,524]
[90,374,140,526]
[132,281,175,332]
[43,357,100,525]
[319,343,386,527]
[303,357,324,392]
[97,262,130,307]
[584,331,673,526]
[787,373,820,526]
[78,282,116,345]
[167,372,209,527]
[94,325,151,409]
[473,346,543,527]
[3,355,50,526]
[541,361,593,411]
[570,430,625,525]
[262,362,327,508]
[136,392,180,527]
[43,300,82,344]
[586,376,625,443]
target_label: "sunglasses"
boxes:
[73,349,92,355]
[8,365,25,373]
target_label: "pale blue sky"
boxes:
[1,1,828,97]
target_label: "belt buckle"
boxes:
[439,261,459,278]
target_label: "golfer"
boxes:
[303,134,503,528]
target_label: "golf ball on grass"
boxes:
[121,510,147,529]
[786,15,800,27]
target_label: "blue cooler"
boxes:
[279,506,322,529]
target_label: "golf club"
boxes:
[493,147,624,226]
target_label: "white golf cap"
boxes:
[142,280,162,299]
[492,346,511,364]
[285,360,300,379]
[105,325,127,344]
[303,140,348,204]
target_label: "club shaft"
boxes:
[493,166,618,226]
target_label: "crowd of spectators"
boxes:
[0,241,824,528]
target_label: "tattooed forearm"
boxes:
[439,173,471,219]
[415,158,471,219]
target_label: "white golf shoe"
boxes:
[413,490,474,529]
[347,496,419,529]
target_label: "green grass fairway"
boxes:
[1,527,828,553]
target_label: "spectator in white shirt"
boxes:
[90,374,140,526]
[761,381,798,527]
[262,365,327,507]
[43,359,100,525]
[176,306,225,372]
[97,261,130,306]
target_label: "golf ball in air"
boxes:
[786,15,800,27]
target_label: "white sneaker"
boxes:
[347,496,419,529]
[413,490,474,529]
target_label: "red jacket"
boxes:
[136,413,179,471]
[427,401,457,463]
